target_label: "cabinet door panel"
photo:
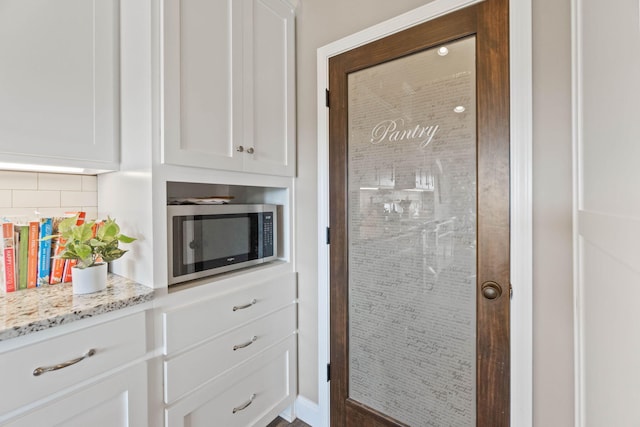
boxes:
[0,0,119,170]
[4,364,147,427]
[243,0,296,176]
[162,0,296,176]
[163,0,244,170]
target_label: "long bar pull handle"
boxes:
[232,394,256,414]
[233,299,257,311]
[233,336,258,351]
[33,349,97,376]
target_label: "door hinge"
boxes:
[326,227,330,244]
[325,89,330,108]
[327,363,331,382]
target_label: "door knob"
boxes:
[246,147,255,154]
[236,146,244,152]
[481,281,502,300]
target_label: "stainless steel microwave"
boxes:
[167,204,278,285]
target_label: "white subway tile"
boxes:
[13,190,60,208]
[0,190,11,207]
[38,173,82,191]
[61,191,97,207]
[0,171,38,190]
[81,175,98,192]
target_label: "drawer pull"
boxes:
[33,348,97,377]
[233,298,257,311]
[233,336,258,351]
[232,393,256,414]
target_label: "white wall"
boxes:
[532,0,575,425]
[574,0,640,425]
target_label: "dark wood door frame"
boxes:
[328,0,510,425]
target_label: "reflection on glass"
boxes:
[347,36,477,426]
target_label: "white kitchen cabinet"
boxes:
[162,272,297,426]
[240,0,296,176]
[162,0,296,176]
[4,364,148,427]
[0,0,120,172]
[0,311,149,425]
[165,336,296,427]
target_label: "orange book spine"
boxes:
[62,212,86,283]
[92,221,104,263]
[26,221,39,288]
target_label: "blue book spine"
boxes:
[37,218,53,287]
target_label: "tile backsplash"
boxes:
[0,171,98,220]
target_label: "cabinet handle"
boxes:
[32,348,97,377]
[232,393,256,414]
[236,145,244,152]
[233,298,257,311]
[246,147,254,154]
[233,335,258,351]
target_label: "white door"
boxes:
[574,1,640,425]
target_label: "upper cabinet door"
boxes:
[162,0,296,176]
[162,0,244,172]
[0,0,119,172]
[241,0,296,176]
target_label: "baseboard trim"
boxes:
[294,395,321,426]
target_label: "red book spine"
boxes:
[1,223,16,292]
[26,221,39,288]
[49,237,65,284]
[62,212,86,283]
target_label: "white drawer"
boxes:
[163,272,296,355]
[165,335,297,427]
[0,311,146,415]
[164,304,295,404]
[3,363,148,427]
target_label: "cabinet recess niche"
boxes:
[0,0,119,171]
[163,0,296,177]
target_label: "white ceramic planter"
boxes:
[72,263,108,294]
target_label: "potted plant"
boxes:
[47,216,136,294]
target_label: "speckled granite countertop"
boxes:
[0,273,154,341]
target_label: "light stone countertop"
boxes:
[0,273,154,341]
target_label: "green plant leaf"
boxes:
[101,248,127,263]
[74,243,92,259]
[117,234,136,244]
[58,216,79,235]
[89,238,107,247]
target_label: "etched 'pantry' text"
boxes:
[370,118,440,148]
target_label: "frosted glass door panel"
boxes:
[347,36,477,426]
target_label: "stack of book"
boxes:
[0,212,86,292]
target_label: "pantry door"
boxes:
[328,1,510,426]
